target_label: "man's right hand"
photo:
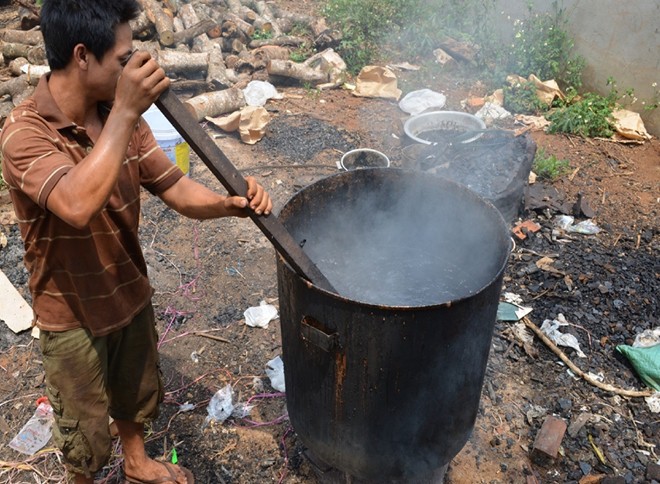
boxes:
[115,50,170,118]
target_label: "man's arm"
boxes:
[158,175,272,220]
[46,52,169,229]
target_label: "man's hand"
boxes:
[159,175,273,220]
[115,50,170,118]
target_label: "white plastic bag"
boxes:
[244,301,278,328]
[243,80,281,107]
[205,384,234,425]
[398,89,446,115]
[265,356,286,392]
[540,314,586,358]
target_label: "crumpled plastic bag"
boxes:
[554,215,601,235]
[398,88,446,115]
[205,384,234,426]
[243,80,281,107]
[616,344,660,391]
[265,355,286,392]
[540,314,586,358]
[204,384,254,427]
[353,66,402,100]
[633,328,660,348]
[244,300,278,328]
[645,392,660,413]
[475,102,511,121]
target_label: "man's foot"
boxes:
[124,460,194,484]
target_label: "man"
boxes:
[0,1,272,483]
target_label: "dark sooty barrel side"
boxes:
[276,169,510,481]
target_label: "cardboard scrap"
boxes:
[353,66,402,100]
[206,105,270,144]
[507,74,566,105]
[0,269,33,334]
[611,108,651,141]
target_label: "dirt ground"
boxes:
[1,1,659,484]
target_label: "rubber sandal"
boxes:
[125,461,194,484]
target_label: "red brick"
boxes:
[531,415,567,464]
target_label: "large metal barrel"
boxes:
[276,169,510,481]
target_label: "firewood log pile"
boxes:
[0,0,345,122]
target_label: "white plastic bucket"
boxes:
[143,105,190,175]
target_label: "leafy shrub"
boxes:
[503,80,550,115]
[547,86,617,138]
[533,148,571,180]
[501,2,585,90]
[323,0,497,74]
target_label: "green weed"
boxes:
[503,80,550,115]
[533,148,571,180]
[251,29,273,41]
[547,78,621,137]
[491,1,584,90]
[323,0,497,75]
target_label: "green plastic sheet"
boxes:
[616,344,660,391]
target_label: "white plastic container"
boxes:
[143,105,190,175]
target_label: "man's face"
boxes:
[86,22,133,102]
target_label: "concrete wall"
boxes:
[494,0,660,136]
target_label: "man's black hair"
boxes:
[40,0,140,70]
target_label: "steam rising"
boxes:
[282,169,508,306]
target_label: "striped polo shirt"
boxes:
[0,75,184,336]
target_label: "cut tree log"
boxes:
[237,5,257,23]
[171,18,217,46]
[206,46,232,89]
[249,36,306,49]
[154,50,210,76]
[223,1,257,23]
[251,0,282,37]
[1,101,14,121]
[131,10,156,39]
[162,0,178,16]
[225,0,243,14]
[0,42,47,65]
[437,36,478,64]
[251,17,273,35]
[283,16,342,50]
[221,38,247,55]
[137,0,176,47]
[184,87,246,121]
[1,41,31,60]
[0,29,43,46]
[8,57,50,80]
[177,3,214,53]
[27,45,46,65]
[267,59,329,84]
[222,13,255,38]
[220,20,250,45]
[0,75,30,99]
[233,56,267,75]
[19,6,40,31]
[170,78,213,93]
[252,45,291,62]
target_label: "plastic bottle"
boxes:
[8,399,54,455]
